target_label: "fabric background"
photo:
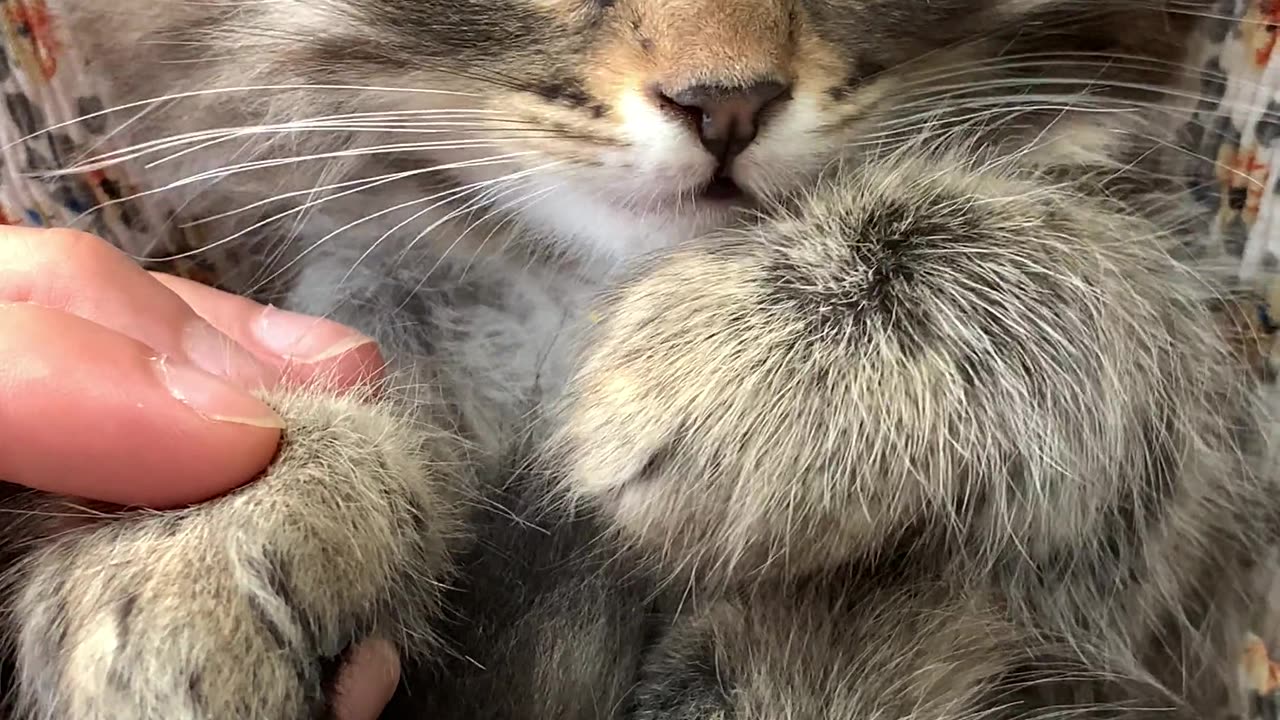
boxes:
[0,0,1278,716]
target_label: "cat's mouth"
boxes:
[698,175,747,202]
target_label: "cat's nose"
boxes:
[656,80,790,166]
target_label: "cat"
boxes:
[0,0,1276,718]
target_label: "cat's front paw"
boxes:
[5,388,467,719]
[550,155,1240,584]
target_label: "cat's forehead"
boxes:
[356,0,1021,58]
[346,0,1039,91]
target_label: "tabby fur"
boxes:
[0,1,1275,718]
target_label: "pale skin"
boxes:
[0,225,398,720]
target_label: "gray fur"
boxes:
[0,0,1276,719]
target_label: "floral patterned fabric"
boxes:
[0,0,1278,716]
[1186,0,1280,387]
[0,0,225,285]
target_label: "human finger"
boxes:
[0,303,284,507]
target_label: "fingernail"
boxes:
[151,355,286,429]
[255,305,375,364]
[182,319,276,386]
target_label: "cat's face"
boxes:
[80,0,1203,263]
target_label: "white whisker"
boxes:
[327,161,565,291]
[52,112,539,173]
[138,152,540,263]
[1,83,494,154]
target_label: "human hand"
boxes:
[0,225,397,720]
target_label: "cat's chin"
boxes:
[515,181,751,265]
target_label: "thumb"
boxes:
[0,303,284,508]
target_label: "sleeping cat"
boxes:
[0,0,1276,718]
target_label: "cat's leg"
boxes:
[627,569,1224,720]
[627,575,1033,720]
[1,386,469,720]
[550,151,1262,585]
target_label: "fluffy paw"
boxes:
[550,154,1249,583]
[5,387,467,719]
[629,577,1017,720]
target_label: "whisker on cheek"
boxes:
[251,168,548,295]
[79,150,523,238]
[876,52,1236,97]
[191,156,549,227]
[7,83,499,153]
[395,173,549,268]
[137,153,546,263]
[446,183,561,281]
[53,113,547,172]
[338,161,566,289]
